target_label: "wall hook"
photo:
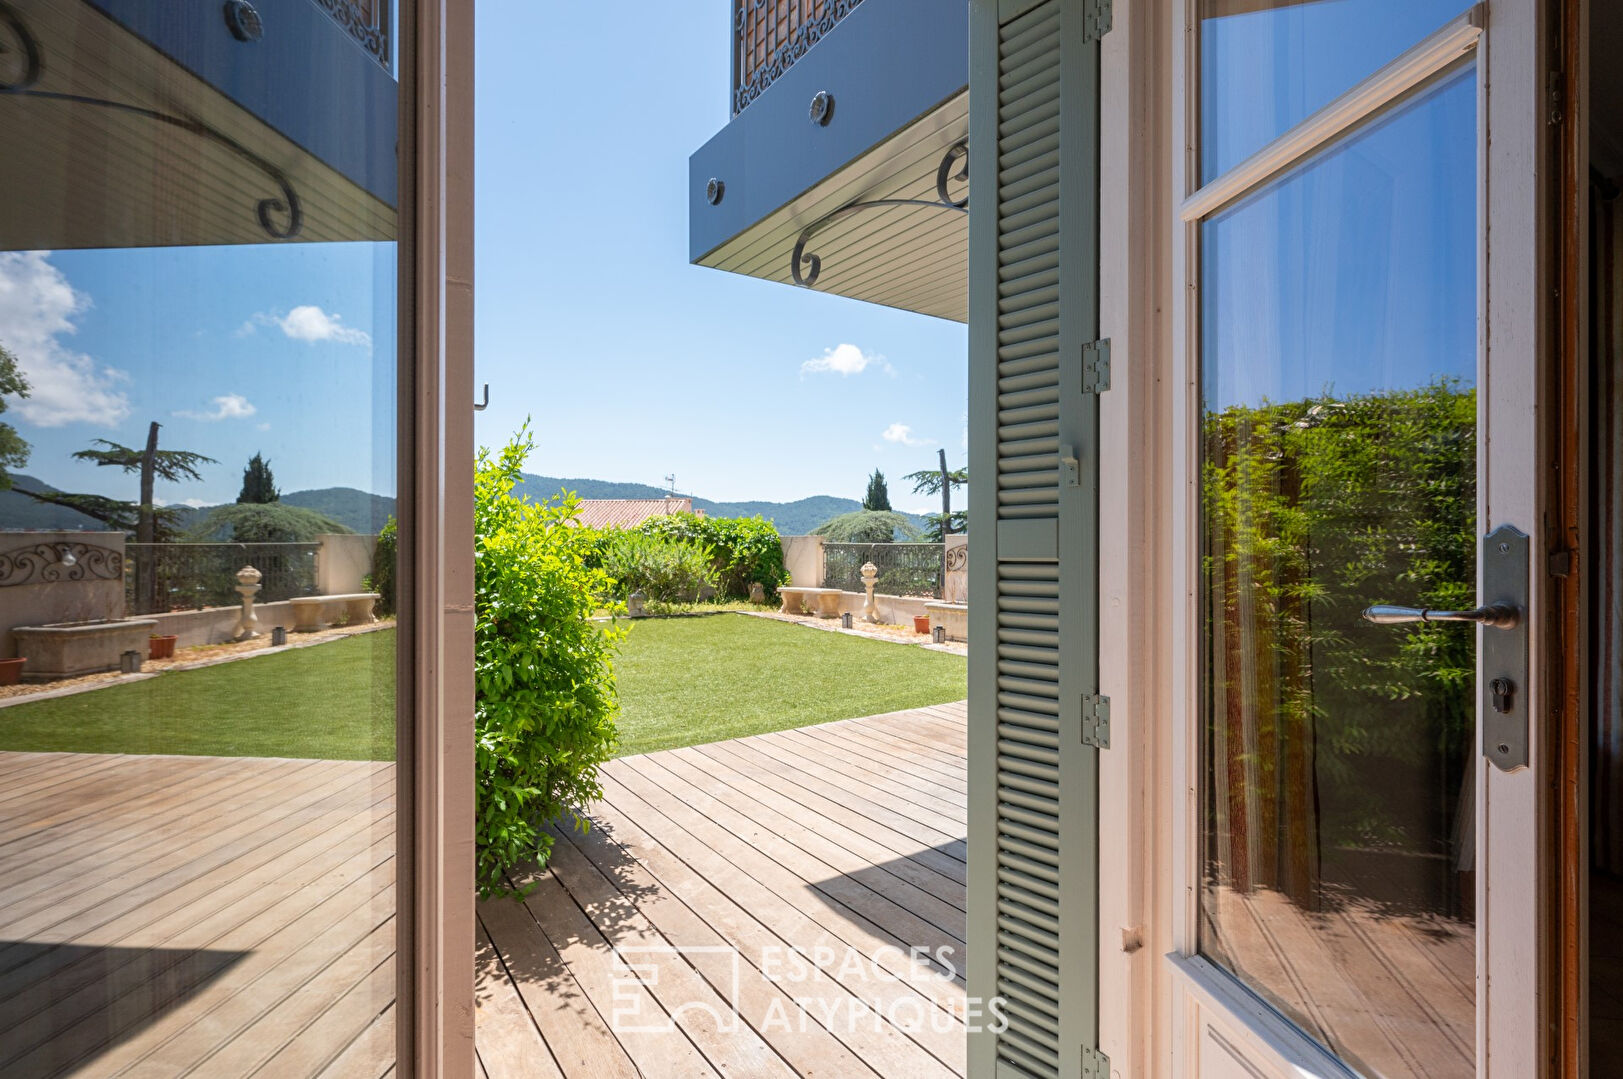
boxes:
[474,383,489,412]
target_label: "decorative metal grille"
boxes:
[823,542,943,599]
[733,0,864,114]
[0,542,123,587]
[313,0,391,72]
[124,542,319,614]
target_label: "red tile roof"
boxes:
[571,498,694,529]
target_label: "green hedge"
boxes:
[636,512,787,599]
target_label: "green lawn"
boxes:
[610,613,966,757]
[0,630,396,760]
[0,614,966,762]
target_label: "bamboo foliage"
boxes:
[1203,380,1477,912]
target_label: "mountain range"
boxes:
[0,474,918,537]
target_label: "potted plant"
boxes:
[149,634,179,660]
[0,657,24,685]
[913,614,932,635]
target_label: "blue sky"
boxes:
[471,2,967,512]
[0,2,966,516]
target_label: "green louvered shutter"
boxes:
[967,1,1104,1076]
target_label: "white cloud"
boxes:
[154,497,213,509]
[175,394,256,422]
[256,421,271,432]
[801,343,890,377]
[0,251,130,427]
[245,304,372,348]
[882,423,928,447]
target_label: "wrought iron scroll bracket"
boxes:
[0,542,124,587]
[791,140,968,289]
[0,3,303,240]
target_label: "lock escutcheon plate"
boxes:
[1482,525,1529,772]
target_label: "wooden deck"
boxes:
[474,701,971,1079]
[0,751,396,1078]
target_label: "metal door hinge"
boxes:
[1548,70,1565,126]
[1082,1045,1111,1079]
[1082,338,1111,394]
[1083,0,1113,44]
[1082,694,1110,748]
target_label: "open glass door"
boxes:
[1171,3,1547,1076]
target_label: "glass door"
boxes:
[1177,3,1547,1076]
[0,1,410,1073]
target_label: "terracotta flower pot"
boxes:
[913,615,932,635]
[0,658,25,686]
[149,635,178,660]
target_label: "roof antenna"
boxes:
[664,474,677,497]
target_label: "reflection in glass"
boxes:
[0,1,401,1074]
[1199,0,1474,184]
[1199,70,1476,1078]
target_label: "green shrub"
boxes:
[597,529,715,603]
[475,426,622,899]
[810,509,921,543]
[637,512,788,599]
[186,502,350,543]
[371,516,397,616]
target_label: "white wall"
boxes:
[780,535,825,588]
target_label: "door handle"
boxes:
[1362,603,1520,629]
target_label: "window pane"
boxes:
[0,1,403,1073]
[1199,69,1476,1078]
[1199,0,1474,185]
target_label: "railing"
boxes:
[125,543,320,615]
[313,0,392,72]
[733,0,864,115]
[823,542,943,599]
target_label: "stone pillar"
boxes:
[861,562,880,623]
[234,565,263,640]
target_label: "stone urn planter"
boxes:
[149,634,178,660]
[0,658,24,686]
[913,614,932,635]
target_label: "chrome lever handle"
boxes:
[1362,603,1520,630]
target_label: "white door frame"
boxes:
[1093,1,1554,1076]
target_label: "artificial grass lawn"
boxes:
[0,629,396,760]
[609,613,967,757]
[0,614,966,762]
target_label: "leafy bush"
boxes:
[596,529,715,604]
[636,512,788,599]
[475,427,622,898]
[186,502,349,543]
[371,516,398,616]
[811,509,922,543]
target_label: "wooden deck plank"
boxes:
[674,743,965,910]
[0,763,388,946]
[508,866,721,1078]
[0,808,393,1031]
[477,889,640,1079]
[557,803,949,1079]
[691,741,967,887]
[597,767,969,1027]
[786,725,969,799]
[0,756,320,880]
[755,729,968,817]
[703,739,966,854]
[617,755,965,961]
[538,830,796,1078]
[659,747,967,935]
[586,778,964,1077]
[0,753,395,1078]
[474,920,565,1079]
